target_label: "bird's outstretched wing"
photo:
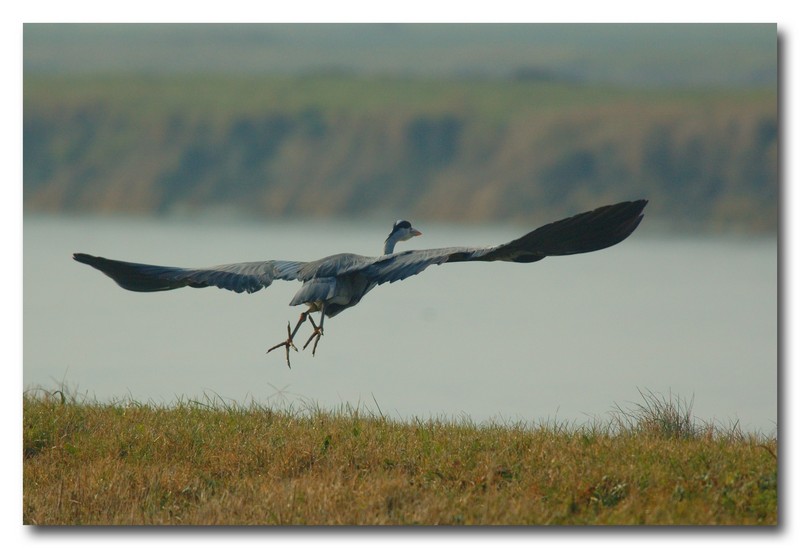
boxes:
[357,199,647,285]
[72,253,306,294]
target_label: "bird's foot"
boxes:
[266,322,298,368]
[302,315,324,356]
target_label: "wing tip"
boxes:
[73,252,108,269]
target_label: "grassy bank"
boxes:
[23,389,777,525]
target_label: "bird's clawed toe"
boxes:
[266,322,298,368]
[302,315,324,356]
[267,310,326,366]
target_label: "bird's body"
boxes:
[290,254,375,317]
[74,199,647,366]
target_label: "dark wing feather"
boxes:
[358,200,647,285]
[73,253,305,294]
[475,199,648,263]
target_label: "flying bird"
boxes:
[74,199,647,367]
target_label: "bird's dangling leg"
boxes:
[267,312,308,368]
[303,307,325,356]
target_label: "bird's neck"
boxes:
[383,235,400,255]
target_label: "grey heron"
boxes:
[74,199,647,367]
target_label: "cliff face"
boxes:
[23,75,777,232]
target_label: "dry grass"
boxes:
[23,388,777,525]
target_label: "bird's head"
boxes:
[384,219,422,255]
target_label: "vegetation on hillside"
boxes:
[23,75,777,232]
[23,388,777,525]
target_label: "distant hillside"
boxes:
[23,23,777,88]
[23,74,777,232]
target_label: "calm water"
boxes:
[23,215,777,433]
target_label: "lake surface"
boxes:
[23,215,778,433]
